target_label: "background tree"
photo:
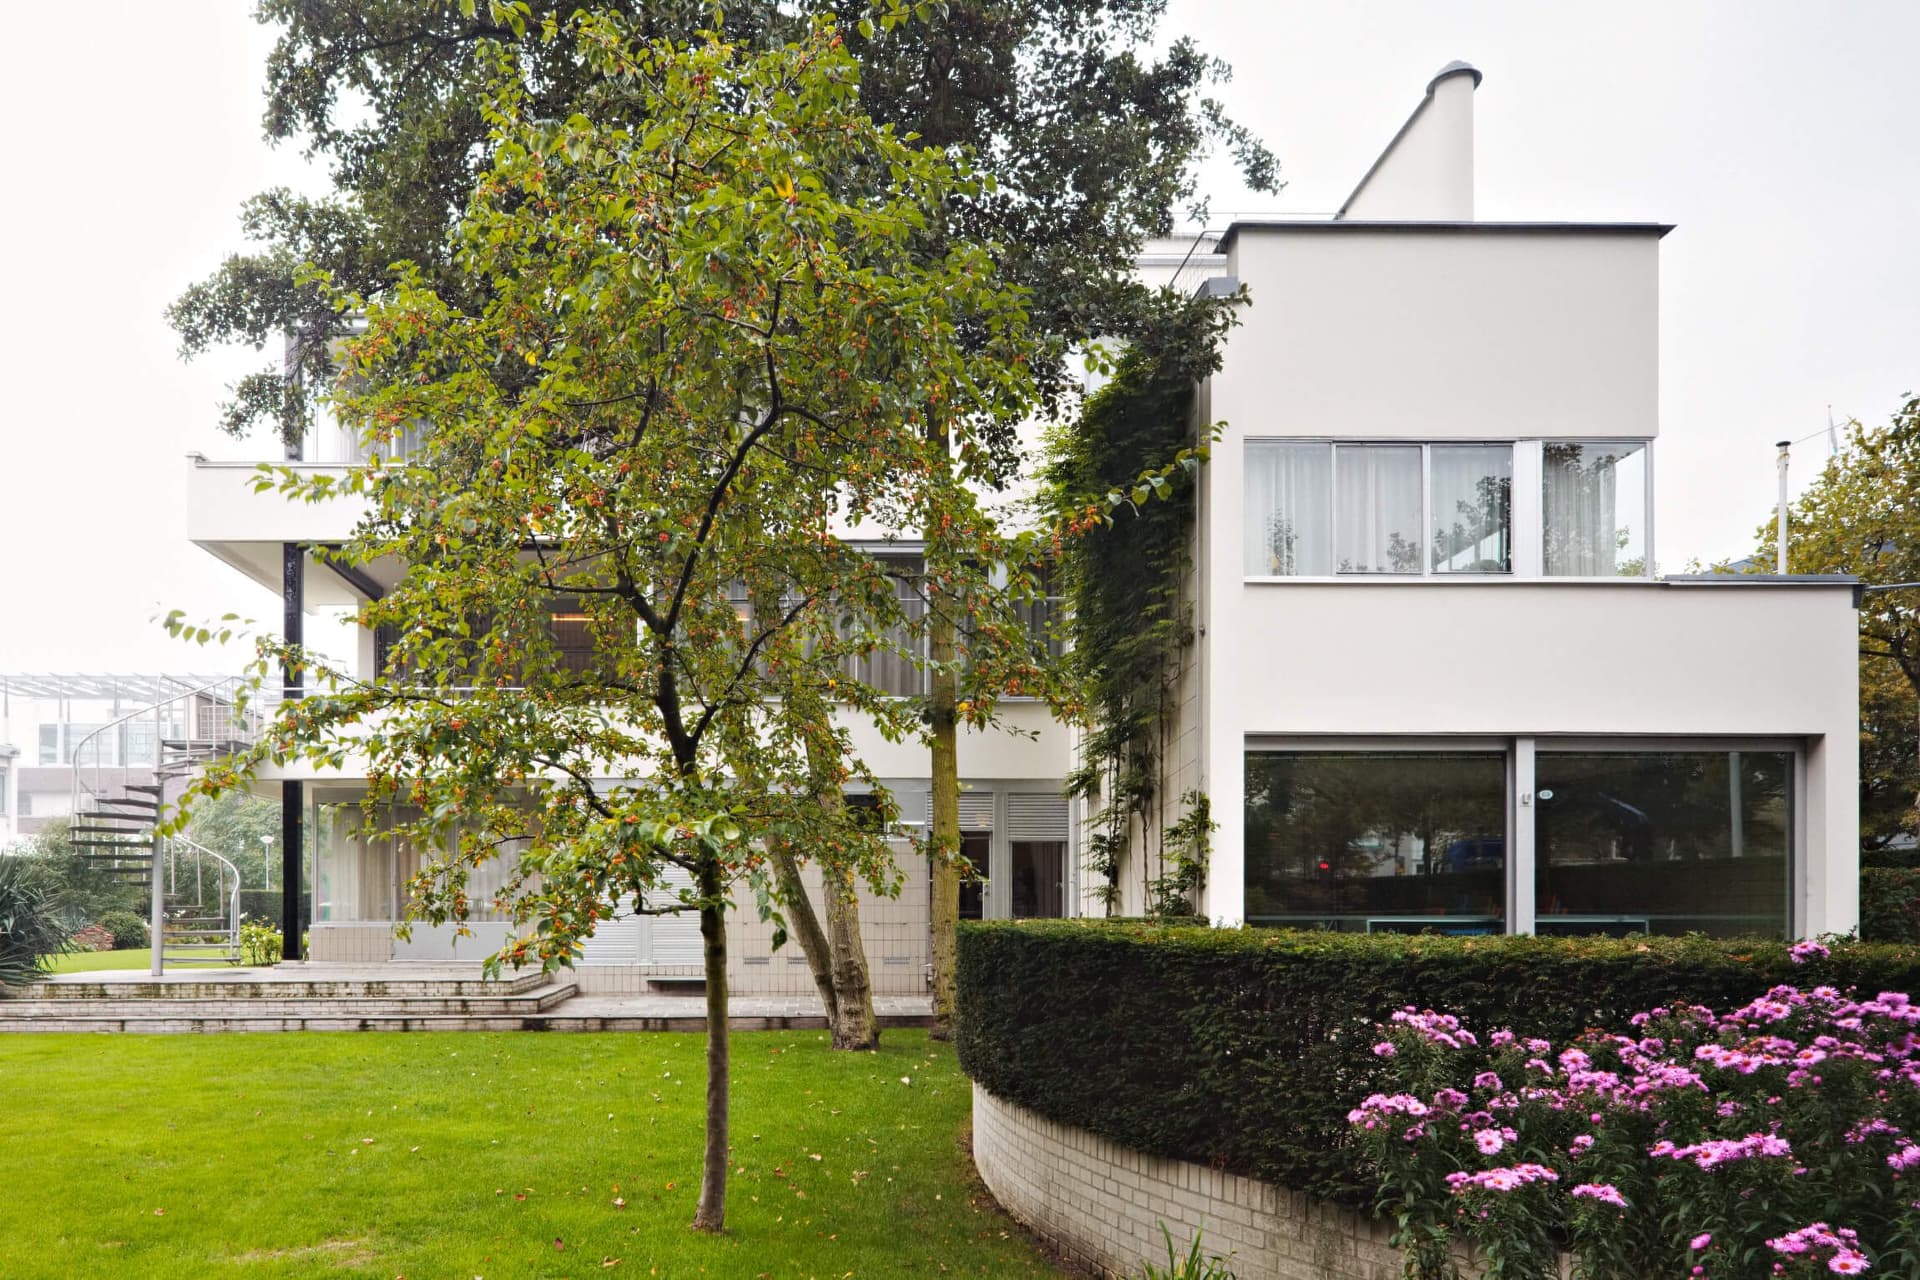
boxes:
[1755,395,1920,847]
[176,17,1041,1231]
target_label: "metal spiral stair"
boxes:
[67,679,261,969]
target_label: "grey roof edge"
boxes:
[1661,573,1859,585]
[1194,275,1242,300]
[1336,60,1482,221]
[1662,572,1865,607]
[1217,220,1675,252]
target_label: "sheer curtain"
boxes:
[1429,445,1512,573]
[1335,445,1422,573]
[1244,442,1331,575]
[1544,442,1647,576]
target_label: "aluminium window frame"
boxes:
[1244,734,1803,937]
[1242,437,1656,583]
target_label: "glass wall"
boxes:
[1244,442,1514,577]
[1010,840,1067,918]
[1543,442,1649,577]
[1246,742,1797,939]
[1245,751,1507,932]
[1536,750,1790,938]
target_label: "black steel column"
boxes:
[282,542,304,960]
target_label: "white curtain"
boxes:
[1429,445,1512,573]
[1335,445,1422,573]
[1244,442,1331,575]
[1545,443,1646,576]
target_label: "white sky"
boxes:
[2,1,1915,674]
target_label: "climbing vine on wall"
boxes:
[1043,293,1239,916]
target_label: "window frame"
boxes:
[1243,734,1802,938]
[1539,438,1657,580]
[1242,437,1655,583]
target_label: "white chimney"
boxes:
[1336,61,1480,221]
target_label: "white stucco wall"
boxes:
[1339,69,1477,221]
[1217,227,1661,441]
[1191,578,1860,935]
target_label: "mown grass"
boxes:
[42,949,155,973]
[0,1030,1059,1279]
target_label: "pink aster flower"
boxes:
[1691,1232,1713,1251]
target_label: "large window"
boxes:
[1543,442,1649,577]
[1245,751,1507,932]
[1536,750,1790,938]
[1245,442,1513,578]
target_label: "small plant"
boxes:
[239,919,284,967]
[0,856,74,990]
[1138,1224,1235,1280]
[1149,792,1214,918]
[96,909,149,950]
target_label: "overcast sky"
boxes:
[2,1,1915,676]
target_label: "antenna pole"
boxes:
[1775,440,1791,574]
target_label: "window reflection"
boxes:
[1536,751,1790,938]
[1245,752,1506,932]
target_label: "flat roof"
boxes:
[1216,220,1675,252]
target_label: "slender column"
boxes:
[1510,738,1537,936]
[282,542,304,960]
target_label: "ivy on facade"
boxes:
[1043,293,1238,917]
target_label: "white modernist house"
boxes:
[175,61,1859,983]
[1115,62,1860,939]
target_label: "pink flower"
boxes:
[1475,1129,1505,1155]
[1373,1041,1397,1058]
[1829,1250,1869,1274]
[1691,1232,1713,1251]
[1570,1182,1627,1208]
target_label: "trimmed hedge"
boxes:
[1862,867,1920,943]
[1861,848,1920,870]
[954,920,1920,1210]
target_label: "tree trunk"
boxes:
[824,864,879,1049]
[928,598,961,1042]
[769,844,839,1027]
[692,854,730,1233]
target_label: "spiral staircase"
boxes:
[66,679,263,968]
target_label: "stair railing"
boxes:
[166,835,242,963]
[68,676,267,822]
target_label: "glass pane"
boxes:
[1010,840,1066,918]
[1430,445,1512,573]
[1543,442,1649,577]
[1245,752,1506,932]
[1336,445,1423,574]
[1535,751,1790,938]
[1245,442,1331,575]
[958,831,988,921]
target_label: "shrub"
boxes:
[69,924,115,953]
[95,910,149,950]
[0,856,74,990]
[240,919,283,967]
[1861,848,1920,870]
[1861,867,1920,943]
[954,921,1920,1210]
[1353,950,1920,1277]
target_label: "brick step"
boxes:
[0,983,578,1021]
[0,1005,934,1035]
[25,970,552,1001]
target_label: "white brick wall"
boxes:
[972,1084,1411,1280]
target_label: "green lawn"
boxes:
[42,949,157,974]
[0,1031,1059,1279]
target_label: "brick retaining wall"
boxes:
[972,1083,1409,1280]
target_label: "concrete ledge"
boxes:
[971,1084,1408,1280]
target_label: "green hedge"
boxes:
[954,921,1920,1210]
[1862,868,1920,943]
[1862,848,1920,870]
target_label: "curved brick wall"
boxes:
[971,1084,1410,1280]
